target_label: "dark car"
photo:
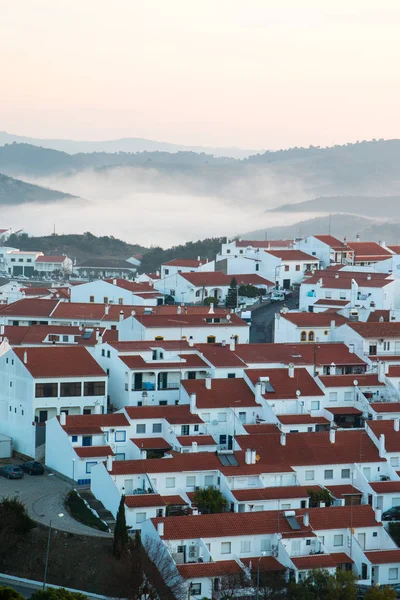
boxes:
[21,461,45,475]
[0,465,24,479]
[382,506,400,521]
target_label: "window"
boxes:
[186,476,196,488]
[107,350,111,358]
[384,341,391,352]
[227,373,236,379]
[305,470,315,481]
[300,331,307,342]
[153,423,162,433]
[156,509,163,518]
[344,391,352,402]
[389,568,399,581]
[118,298,123,305]
[329,392,338,402]
[391,457,400,467]
[170,289,175,296]
[115,430,126,442]
[284,265,289,272]
[221,542,231,554]
[255,263,259,271]
[155,336,164,341]
[166,477,175,488]
[114,452,125,461]
[194,425,199,432]
[295,265,300,271]
[35,383,57,398]
[207,335,216,344]
[260,538,271,552]
[103,297,109,304]
[340,292,346,300]
[341,469,351,479]
[205,475,214,487]
[190,583,201,596]
[89,296,95,303]
[164,269,169,275]
[306,539,311,546]
[324,469,333,480]
[84,381,106,396]
[136,512,147,524]
[311,401,320,410]
[281,503,291,510]
[136,424,146,434]
[60,382,81,397]
[308,331,315,342]
[86,461,97,474]
[71,435,78,443]
[218,412,227,422]
[181,425,190,436]
[82,436,92,447]
[325,291,332,299]
[334,535,344,546]
[240,540,251,553]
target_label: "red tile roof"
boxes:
[177,561,243,579]
[303,504,380,530]
[347,242,393,260]
[314,299,350,306]
[177,436,216,446]
[234,274,274,286]
[235,240,292,248]
[320,374,384,388]
[325,485,362,498]
[369,481,400,493]
[389,246,400,255]
[330,552,354,565]
[243,424,281,434]
[179,272,232,286]
[64,426,103,435]
[163,258,206,267]
[1,325,106,347]
[291,554,337,570]
[62,413,130,428]
[367,310,391,322]
[314,235,352,251]
[130,437,171,450]
[240,556,286,572]
[109,340,191,352]
[133,313,247,328]
[36,255,67,263]
[365,550,400,564]
[246,367,325,399]
[232,486,312,502]
[14,346,106,378]
[348,321,400,338]
[125,405,202,424]
[74,445,114,458]
[304,271,392,289]
[368,421,400,452]
[370,403,400,413]
[326,407,363,415]
[279,311,347,327]
[0,298,59,317]
[235,343,365,367]
[278,415,330,425]
[21,287,53,297]
[265,250,317,261]
[182,378,258,408]
[124,494,165,508]
[161,495,188,505]
[104,279,155,293]
[195,343,247,368]
[389,366,400,377]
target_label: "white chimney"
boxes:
[379,433,386,458]
[156,270,160,277]
[190,393,197,413]
[0,325,4,335]
[288,363,294,378]
[221,340,226,347]
[208,303,214,315]
[280,432,286,446]
[229,336,236,352]
[367,274,372,281]
[113,279,117,285]
[106,455,113,471]
[255,380,263,403]
[119,310,124,322]
[94,404,101,414]
[349,344,354,353]
[177,305,182,315]
[105,305,110,315]
[375,507,382,523]
[303,512,309,527]
[157,522,164,536]
[329,429,336,444]
[378,361,386,383]
[330,320,336,330]
[23,350,28,364]
[95,328,100,341]
[251,449,257,464]
[60,412,66,426]
[394,419,400,432]
[205,375,212,389]
[191,507,199,516]
[245,449,252,464]
[335,273,339,279]
[330,362,336,376]
[356,233,360,242]
[192,441,198,453]
[188,336,194,348]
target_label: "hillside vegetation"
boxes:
[0,173,77,205]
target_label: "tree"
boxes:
[0,497,36,563]
[30,590,88,600]
[113,495,129,559]
[204,296,219,306]
[238,284,263,298]
[225,278,238,308]
[363,587,397,600]
[388,522,400,546]
[143,537,186,600]
[307,488,333,508]
[286,570,357,600]
[0,587,25,600]
[193,488,228,514]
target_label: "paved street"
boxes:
[249,296,299,343]
[0,470,110,537]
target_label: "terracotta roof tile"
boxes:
[370,403,400,413]
[177,561,243,579]
[74,445,114,458]
[235,343,365,367]
[349,321,400,338]
[125,405,203,424]
[130,437,171,450]
[163,258,206,267]
[182,378,258,408]
[320,374,384,388]
[347,242,393,259]
[176,435,216,446]
[325,485,362,497]
[124,494,165,508]
[369,481,400,493]
[326,407,363,415]
[280,311,347,327]
[291,554,338,570]
[0,298,59,317]
[36,255,67,263]
[240,556,286,572]
[13,346,106,378]
[278,415,329,425]
[232,486,312,502]
[365,550,400,564]
[265,250,317,261]
[195,343,247,368]
[62,413,130,428]
[314,235,352,251]
[368,421,400,452]
[330,552,354,564]
[246,368,325,399]
[161,495,188,506]
[120,354,208,370]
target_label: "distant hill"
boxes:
[269,195,400,220]
[0,131,256,159]
[0,173,78,205]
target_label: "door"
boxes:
[134,373,143,391]
[369,345,377,356]
[363,467,371,481]
[124,479,134,494]
[283,279,290,289]
[292,540,301,556]
[158,372,168,390]
[357,533,366,550]
[376,496,384,510]
[371,566,378,585]
[39,410,48,423]
[238,412,246,424]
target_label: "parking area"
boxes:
[0,459,110,537]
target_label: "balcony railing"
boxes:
[158,382,180,390]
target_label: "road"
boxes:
[0,577,37,598]
[249,296,299,343]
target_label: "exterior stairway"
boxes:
[78,489,116,532]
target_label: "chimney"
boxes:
[229,336,236,352]
[288,363,294,378]
[251,449,257,464]
[221,340,226,347]
[113,279,117,285]
[105,304,110,315]
[60,411,66,426]
[190,392,197,413]
[188,336,194,347]
[356,233,360,242]
[335,273,339,279]
[177,305,182,315]
[106,455,113,471]
[205,375,212,389]
[157,522,164,536]
[245,449,252,464]
[192,441,198,453]
[379,433,386,458]
[23,350,28,364]
[303,512,309,527]
[330,320,336,331]
[94,404,101,414]
[119,310,124,322]
[280,432,286,446]
[378,361,386,383]
[191,507,199,516]
[95,328,100,341]
[349,344,354,353]
[208,303,214,315]
[0,325,4,335]
[367,274,372,281]
[197,256,200,261]
[330,362,336,376]
[329,429,336,444]
[375,507,382,523]
[156,270,160,277]
[394,419,399,432]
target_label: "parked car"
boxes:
[283,290,293,298]
[382,506,400,521]
[21,460,45,475]
[0,465,24,479]
[270,292,286,302]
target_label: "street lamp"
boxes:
[256,551,267,600]
[43,513,64,590]
[72,458,75,484]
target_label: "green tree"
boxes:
[0,496,36,563]
[388,522,400,546]
[363,587,397,600]
[193,488,228,514]
[287,570,357,600]
[238,284,263,298]
[204,296,219,306]
[113,495,129,559]
[30,590,88,600]
[225,278,238,308]
[0,587,25,600]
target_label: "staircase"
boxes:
[78,489,116,532]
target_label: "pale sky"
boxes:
[1,0,400,150]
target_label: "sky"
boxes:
[1,0,400,150]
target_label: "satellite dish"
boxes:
[227,314,231,321]
[353,380,358,386]
[211,420,219,426]
[131,310,136,317]
[296,390,301,397]
[277,533,282,540]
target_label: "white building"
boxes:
[296,235,354,268]
[70,278,163,306]
[160,258,215,280]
